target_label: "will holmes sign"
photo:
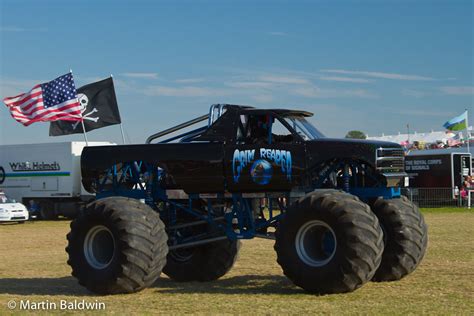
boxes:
[9,161,61,172]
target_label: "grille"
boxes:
[376,148,405,173]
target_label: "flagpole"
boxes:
[407,123,410,145]
[119,123,126,144]
[466,109,470,153]
[71,69,89,146]
[81,119,89,146]
[110,74,126,145]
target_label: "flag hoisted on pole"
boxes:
[3,73,83,126]
[443,110,470,151]
[49,77,122,137]
[443,111,468,131]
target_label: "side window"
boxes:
[238,114,269,144]
[236,114,294,144]
[271,118,294,143]
[236,115,249,144]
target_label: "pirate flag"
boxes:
[49,77,121,136]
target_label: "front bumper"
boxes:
[376,147,408,187]
[0,211,29,222]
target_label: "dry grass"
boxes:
[0,210,473,315]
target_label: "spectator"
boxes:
[460,176,472,203]
[0,190,6,203]
[463,175,472,190]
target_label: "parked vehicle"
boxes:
[405,150,472,203]
[0,190,29,223]
[66,104,428,295]
[0,141,113,219]
[406,150,472,190]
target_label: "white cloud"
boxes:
[0,26,25,32]
[401,89,429,98]
[319,76,373,83]
[321,69,435,81]
[144,85,231,97]
[267,31,288,36]
[253,95,273,103]
[389,109,452,117]
[0,78,46,97]
[292,85,377,99]
[121,72,158,79]
[175,78,206,83]
[439,86,474,95]
[259,75,310,85]
[225,81,275,89]
[0,26,48,32]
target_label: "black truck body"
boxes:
[81,105,406,196]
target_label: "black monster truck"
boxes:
[66,104,427,294]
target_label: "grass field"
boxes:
[0,208,473,315]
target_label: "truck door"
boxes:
[224,113,305,192]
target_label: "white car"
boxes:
[0,192,29,223]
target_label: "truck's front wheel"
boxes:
[66,197,168,294]
[274,190,384,294]
[371,196,428,281]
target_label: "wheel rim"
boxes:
[83,225,116,269]
[295,220,337,267]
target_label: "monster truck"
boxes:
[66,104,427,294]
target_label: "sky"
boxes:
[0,0,472,145]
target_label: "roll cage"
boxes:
[145,104,313,145]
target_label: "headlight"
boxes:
[0,208,5,213]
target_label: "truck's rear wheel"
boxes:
[274,190,384,294]
[163,239,240,282]
[371,196,428,282]
[66,197,168,294]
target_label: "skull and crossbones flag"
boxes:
[49,77,121,136]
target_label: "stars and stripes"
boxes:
[3,73,83,126]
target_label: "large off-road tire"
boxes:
[274,190,384,294]
[66,197,168,294]
[371,196,428,282]
[163,239,240,282]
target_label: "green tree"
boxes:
[345,130,367,139]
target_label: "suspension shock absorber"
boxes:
[343,164,351,192]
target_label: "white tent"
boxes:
[367,127,472,146]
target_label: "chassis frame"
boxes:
[94,158,400,250]
[87,104,404,250]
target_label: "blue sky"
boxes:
[0,0,472,145]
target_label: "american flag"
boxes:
[3,73,83,126]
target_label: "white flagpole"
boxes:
[81,119,89,146]
[70,69,89,146]
[119,123,126,144]
[110,74,126,144]
[466,109,470,153]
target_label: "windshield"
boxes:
[283,116,325,140]
[0,194,14,203]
